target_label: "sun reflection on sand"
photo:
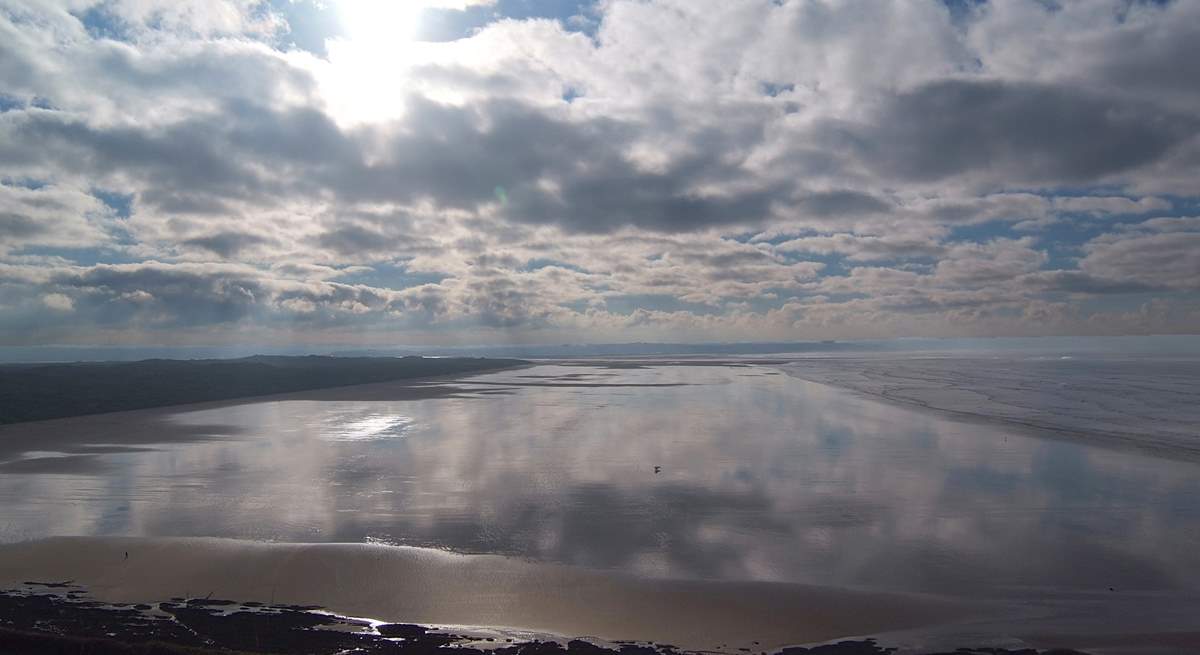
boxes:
[323,413,415,441]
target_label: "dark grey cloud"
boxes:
[311,207,442,260]
[862,79,1198,185]
[1086,4,1200,108]
[505,175,787,233]
[316,224,396,257]
[8,110,264,207]
[138,189,233,216]
[334,99,787,234]
[4,96,792,234]
[795,190,890,217]
[0,212,43,240]
[182,231,277,258]
[36,261,413,330]
[14,74,1186,251]
[54,263,270,326]
[1022,271,1162,295]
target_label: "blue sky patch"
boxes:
[93,189,134,219]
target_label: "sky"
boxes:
[0,0,1198,347]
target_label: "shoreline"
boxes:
[0,362,531,466]
[10,537,1195,654]
[0,536,975,653]
[0,591,1085,655]
[0,356,531,426]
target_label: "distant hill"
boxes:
[0,356,525,425]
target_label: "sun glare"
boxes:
[324,0,440,125]
[337,0,426,46]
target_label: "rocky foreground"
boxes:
[0,584,1089,655]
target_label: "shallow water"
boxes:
[2,361,1200,601]
[781,354,1200,456]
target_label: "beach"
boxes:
[0,536,970,651]
[2,358,1199,653]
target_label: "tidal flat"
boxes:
[1,357,1199,653]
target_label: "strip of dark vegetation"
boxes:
[0,589,1092,655]
[0,356,526,424]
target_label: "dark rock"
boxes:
[378,623,429,639]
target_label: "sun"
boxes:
[337,0,427,46]
[322,1,437,124]
[324,1,485,124]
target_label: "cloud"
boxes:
[181,231,277,258]
[0,0,1198,343]
[1079,222,1200,291]
[774,233,947,262]
[861,79,1197,186]
[0,182,115,252]
[1052,196,1171,216]
[42,293,74,311]
[1020,271,1161,296]
[795,191,891,217]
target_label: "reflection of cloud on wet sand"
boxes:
[1,363,1199,601]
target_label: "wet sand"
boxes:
[780,357,1200,462]
[3,360,1200,653]
[0,356,528,425]
[0,536,971,651]
[0,374,519,467]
